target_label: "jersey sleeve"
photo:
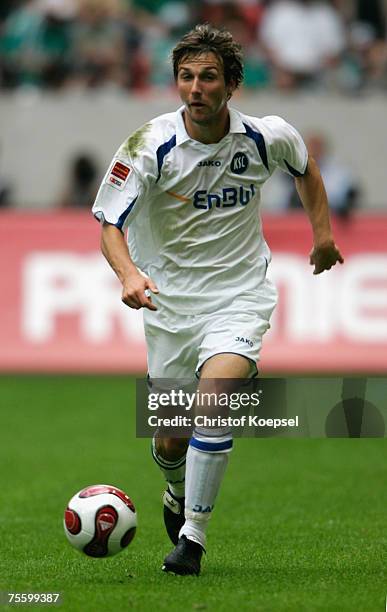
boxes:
[92,123,156,231]
[264,115,308,177]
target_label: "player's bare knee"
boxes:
[200,353,252,381]
[155,436,189,461]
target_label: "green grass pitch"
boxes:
[1,375,386,611]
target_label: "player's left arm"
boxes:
[295,156,344,275]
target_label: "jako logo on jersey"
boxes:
[198,160,221,167]
[193,184,255,210]
[231,152,249,174]
[235,336,254,347]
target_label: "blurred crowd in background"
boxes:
[0,0,386,94]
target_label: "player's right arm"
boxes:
[101,222,159,311]
[92,123,160,310]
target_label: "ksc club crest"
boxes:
[231,152,249,174]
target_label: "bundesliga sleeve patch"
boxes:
[106,160,131,191]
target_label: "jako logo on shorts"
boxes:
[193,184,256,209]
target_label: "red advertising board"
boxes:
[0,211,386,373]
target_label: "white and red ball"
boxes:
[64,484,137,557]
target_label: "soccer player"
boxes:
[92,24,343,575]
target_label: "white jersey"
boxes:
[93,106,307,314]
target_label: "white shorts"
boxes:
[143,279,277,380]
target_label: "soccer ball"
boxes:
[64,484,137,557]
